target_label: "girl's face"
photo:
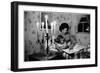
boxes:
[60,38,64,44]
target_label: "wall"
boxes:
[0,0,99,73]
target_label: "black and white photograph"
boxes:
[11,1,97,71]
[24,11,90,61]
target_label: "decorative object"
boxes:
[11,1,97,71]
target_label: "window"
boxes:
[78,15,90,33]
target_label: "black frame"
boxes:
[11,1,98,72]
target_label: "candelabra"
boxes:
[36,14,56,60]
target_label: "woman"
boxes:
[55,23,71,49]
[51,23,70,59]
[59,23,70,42]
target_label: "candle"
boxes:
[41,22,44,34]
[36,22,39,43]
[53,21,56,34]
[51,22,53,34]
[51,22,55,44]
[41,22,44,30]
[45,15,48,33]
[52,35,55,44]
[36,22,39,32]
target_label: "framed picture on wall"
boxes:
[11,1,98,72]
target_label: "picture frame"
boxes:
[11,1,98,72]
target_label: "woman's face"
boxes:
[62,28,68,34]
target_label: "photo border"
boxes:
[11,1,98,72]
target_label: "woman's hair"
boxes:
[59,23,69,32]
